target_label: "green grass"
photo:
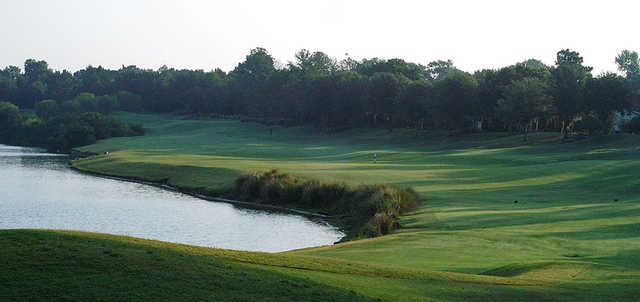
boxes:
[0,230,375,302]
[2,229,621,302]
[14,112,640,300]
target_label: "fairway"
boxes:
[66,113,640,300]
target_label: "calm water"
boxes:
[0,145,343,252]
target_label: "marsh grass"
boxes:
[231,169,419,237]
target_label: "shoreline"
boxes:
[68,164,341,221]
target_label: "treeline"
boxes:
[2,48,640,136]
[0,97,144,151]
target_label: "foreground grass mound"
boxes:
[4,230,640,301]
[0,230,374,302]
[232,169,419,237]
[8,229,636,302]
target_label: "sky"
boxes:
[1,0,639,74]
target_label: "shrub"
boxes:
[367,212,398,236]
[229,170,421,238]
[301,180,347,208]
[393,186,420,214]
[573,115,603,136]
[35,99,59,120]
[232,172,261,199]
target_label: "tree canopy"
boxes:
[0,47,637,140]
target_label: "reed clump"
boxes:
[231,169,420,238]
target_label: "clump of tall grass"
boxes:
[230,169,420,238]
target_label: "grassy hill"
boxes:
[7,112,640,301]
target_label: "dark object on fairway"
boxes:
[614,199,619,202]
[514,200,518,203]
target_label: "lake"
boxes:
[0,145,343,252]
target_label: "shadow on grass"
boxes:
[0,230,376,302]
[532,223,640,241]
[406,203,640,231]
[583,249,640,270]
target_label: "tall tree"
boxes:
[426,60,456,81]
[433,71,477,130]
[496,78,553,140]
[368,72,407,128]
[555,49,593,73]
[47,70,76,101]
[0,101,21,142]
[551,49,592,138]
[292,49,337,76]
[615,50,640,78]
[616,50,640,106]
[231,48,277,116]
[398,79,433,131]
[584,73,631,133]
[35,99,59,120]
[0,66,21,102]
[74,66,114,96]
[19,59,52,107]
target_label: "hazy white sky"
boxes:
[1,0,638,74]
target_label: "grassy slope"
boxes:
[31,112,640,300]
[0,230,375,302]
[2,229,569,302]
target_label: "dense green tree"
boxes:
[398,80,433,131]
[616,50,640,107]
[19,115,46,146]
[19,59,52,107]
[61,92,98,113]
[0,101,21,141]
[426,60,456,81]
[292,49,337,76]
[551,49,592,138]
[615,50,640,78]
[475,62,551,131]
[74,66,114,96]
[3,48,638,139]
[355,58,426,81]
[369,72,408,128]
[114,90,143,112]
[521,59,549,69]
[233,47,276,81]
[47,70,76,101]
[433,71,478,130]
[0,66,21,102]
[496,78,553,140]
[96,94,118,114]
[0,100,144,151]
[584,73,631,133]
[23,59,50,87]
[35,99,59,120]
[339,57,359,71]
[231,47,277,116]
[555,49,593,73]
[333,71,369,126]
